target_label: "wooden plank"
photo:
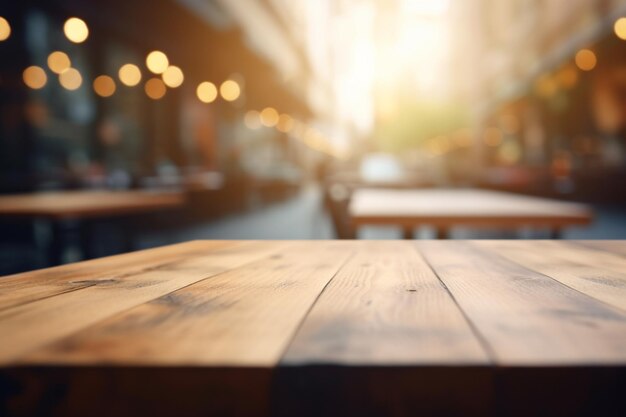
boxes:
[19,241,354,366]
[276,241,492,417]
[0,240,235,311]
[416,241,626,365]
[0,241,288,364]
[283,241,488,365]
[475,240,626,312]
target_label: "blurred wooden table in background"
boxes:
[0,190,185,265]
[1,240,625,417]
[349,188,593,238]
[0,190,185,220]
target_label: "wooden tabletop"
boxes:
[1,240,625,417]
[0,190,185,220]
[349,188,593,229]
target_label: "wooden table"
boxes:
[0,190,185,264]
[1,240,624,417]
[0,190,185,220]
[349,188,593,238]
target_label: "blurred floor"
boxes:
[138,184,335,246]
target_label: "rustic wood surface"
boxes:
[1,240,625,417]
[349,189,593,229]
[0,190,185,220]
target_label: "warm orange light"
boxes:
[47,51,71,74]
[0,16,10,41]
[244,110,262,129]
[63,17,88,43]
[118,64,142,87]
[557,65,578,89]
[575,49,596,71]
[534,75,558,98]
[23,66,47,89]
[146,51,169,74]
[93,75,116,97]
[196,82,217,103]
[59,68,82,90]
[260,107,279,127]
[483,127,502,147]
[145,78,166,100]
[277,114,294,133]
[220,79,241,101]
[614,17,626,40]
[162,65,184,88]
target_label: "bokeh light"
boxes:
[145,78,166,100]
[534,75,558,98]
[260,107,279,127]
[575,49,597,71]
[614,17,626,40]
[47,51,71,74]
[196,82,217,103]
[557,65,578,89]
[0,17,10,41]
[93,75,116,97]
[220,80,241,101]
[63,17,89,43]
[277,114,295,133]
[23,66,47,89]
[162,65,184,88]
[244,110,262,129]
[118,64,142,87]
[59,68,83,90]
[146,51,169,74]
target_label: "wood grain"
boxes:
[2,240,626,417]
[475,240,626,311]
[276,241,492,417]
[416,241,626,364]
[20,241,354,366]
[0,240,234,311]
[0,241,288,363]
[283,240,488,364]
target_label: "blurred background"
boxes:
[2,0,626,274]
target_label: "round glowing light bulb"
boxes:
[93,75,116,97]
[23,66,47,89]
[220,79,241,101]
[145,78,166,100]
[277,114,294,132]
[162,65,184,88]
[118,64,142,87]
[64,17,89,43]
[146,51,169,74]
[47,51,71,74]
[614,17,626,40]
[197,82,217,103]
[59,68,83,90]
[575,49,597,71]
[0,16,11,41]
[260,107,279,127]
